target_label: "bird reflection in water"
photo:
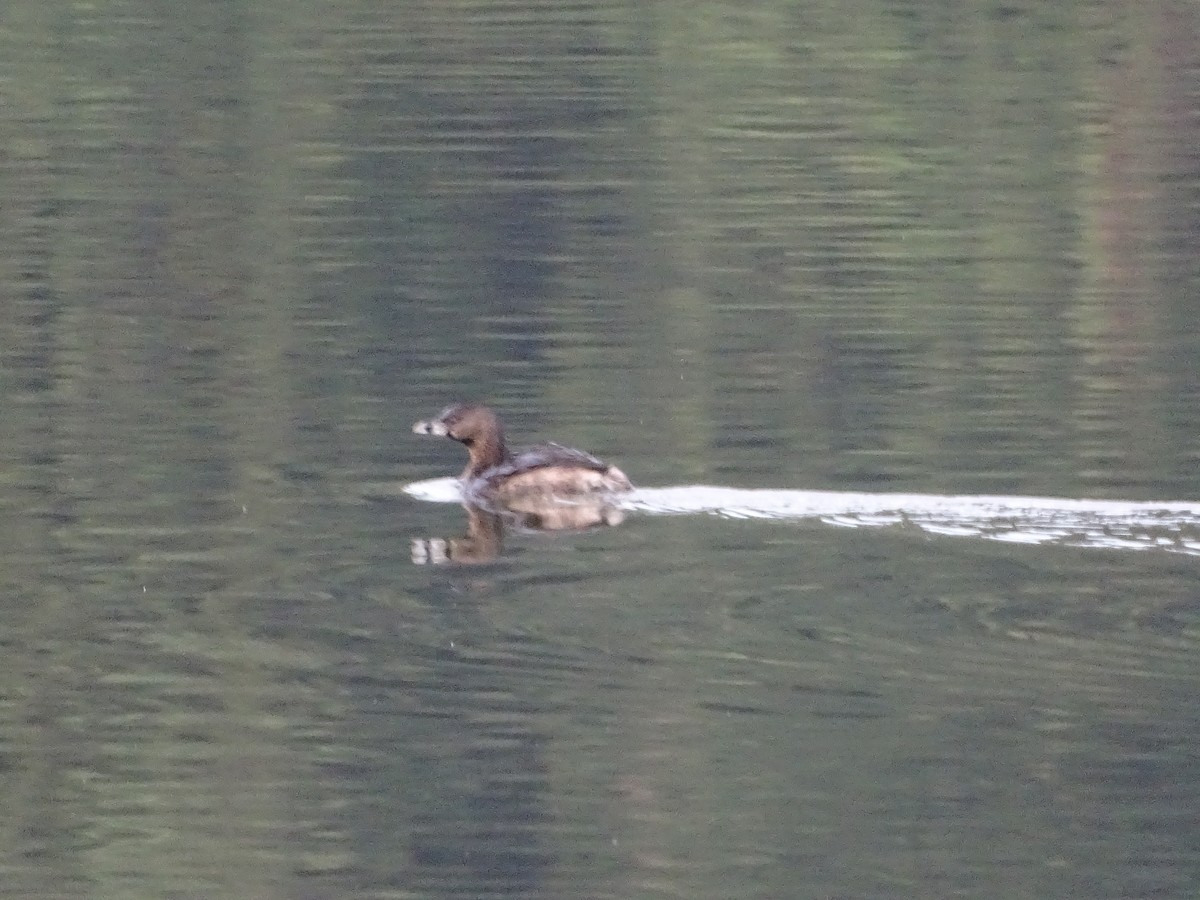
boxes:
[411,496,625,565]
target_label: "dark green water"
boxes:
[2,1,1199,897]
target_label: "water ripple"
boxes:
[405,478,1200,556]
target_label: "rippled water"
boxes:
[2,0,1199,897]
[407,476,1200,555]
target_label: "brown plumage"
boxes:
[413,403,633,503]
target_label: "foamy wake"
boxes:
[403,479,1200,556]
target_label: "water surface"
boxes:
[2,0,1199,897]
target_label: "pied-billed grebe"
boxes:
[413,403,633,503]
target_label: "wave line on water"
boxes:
[403,479,1200,556]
